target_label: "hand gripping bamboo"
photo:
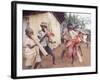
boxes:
[31,36,48,56]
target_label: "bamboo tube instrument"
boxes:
[31,35,48,56]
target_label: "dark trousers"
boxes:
[40,45,55,64]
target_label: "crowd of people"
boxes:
[23,22,89,69]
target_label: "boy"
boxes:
[23,27,47,69]
[38,22,56,64]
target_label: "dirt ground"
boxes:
[35,43,91,69]
[23,42,90,69]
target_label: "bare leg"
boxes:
[67,46,74,64]
[61,49,66,62]
[34,62,41,69]
[78,45,83,56]
[71,46,77,64]
[71,53,74,64]
[50,53,56,64]
[46,46,56,64]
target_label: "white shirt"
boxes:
[23,35,38,56]
[69,30,78,39]
[38,30,49,47]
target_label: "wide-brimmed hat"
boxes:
[40,22,48,28]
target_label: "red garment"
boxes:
[65,35,81,48]
[64,34,81,58]
[47,32,55,41]
[47,32,54,37]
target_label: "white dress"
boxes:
[23,35,41,67]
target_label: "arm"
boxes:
[49,40,56,44]
[31,36,48,56]
[26,44,37,49]
[37,31,47,43]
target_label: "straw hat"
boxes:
[40,22,48,28]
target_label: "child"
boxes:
[23,27,47,69]
[65,31,83,64]
[38,22,56,64]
